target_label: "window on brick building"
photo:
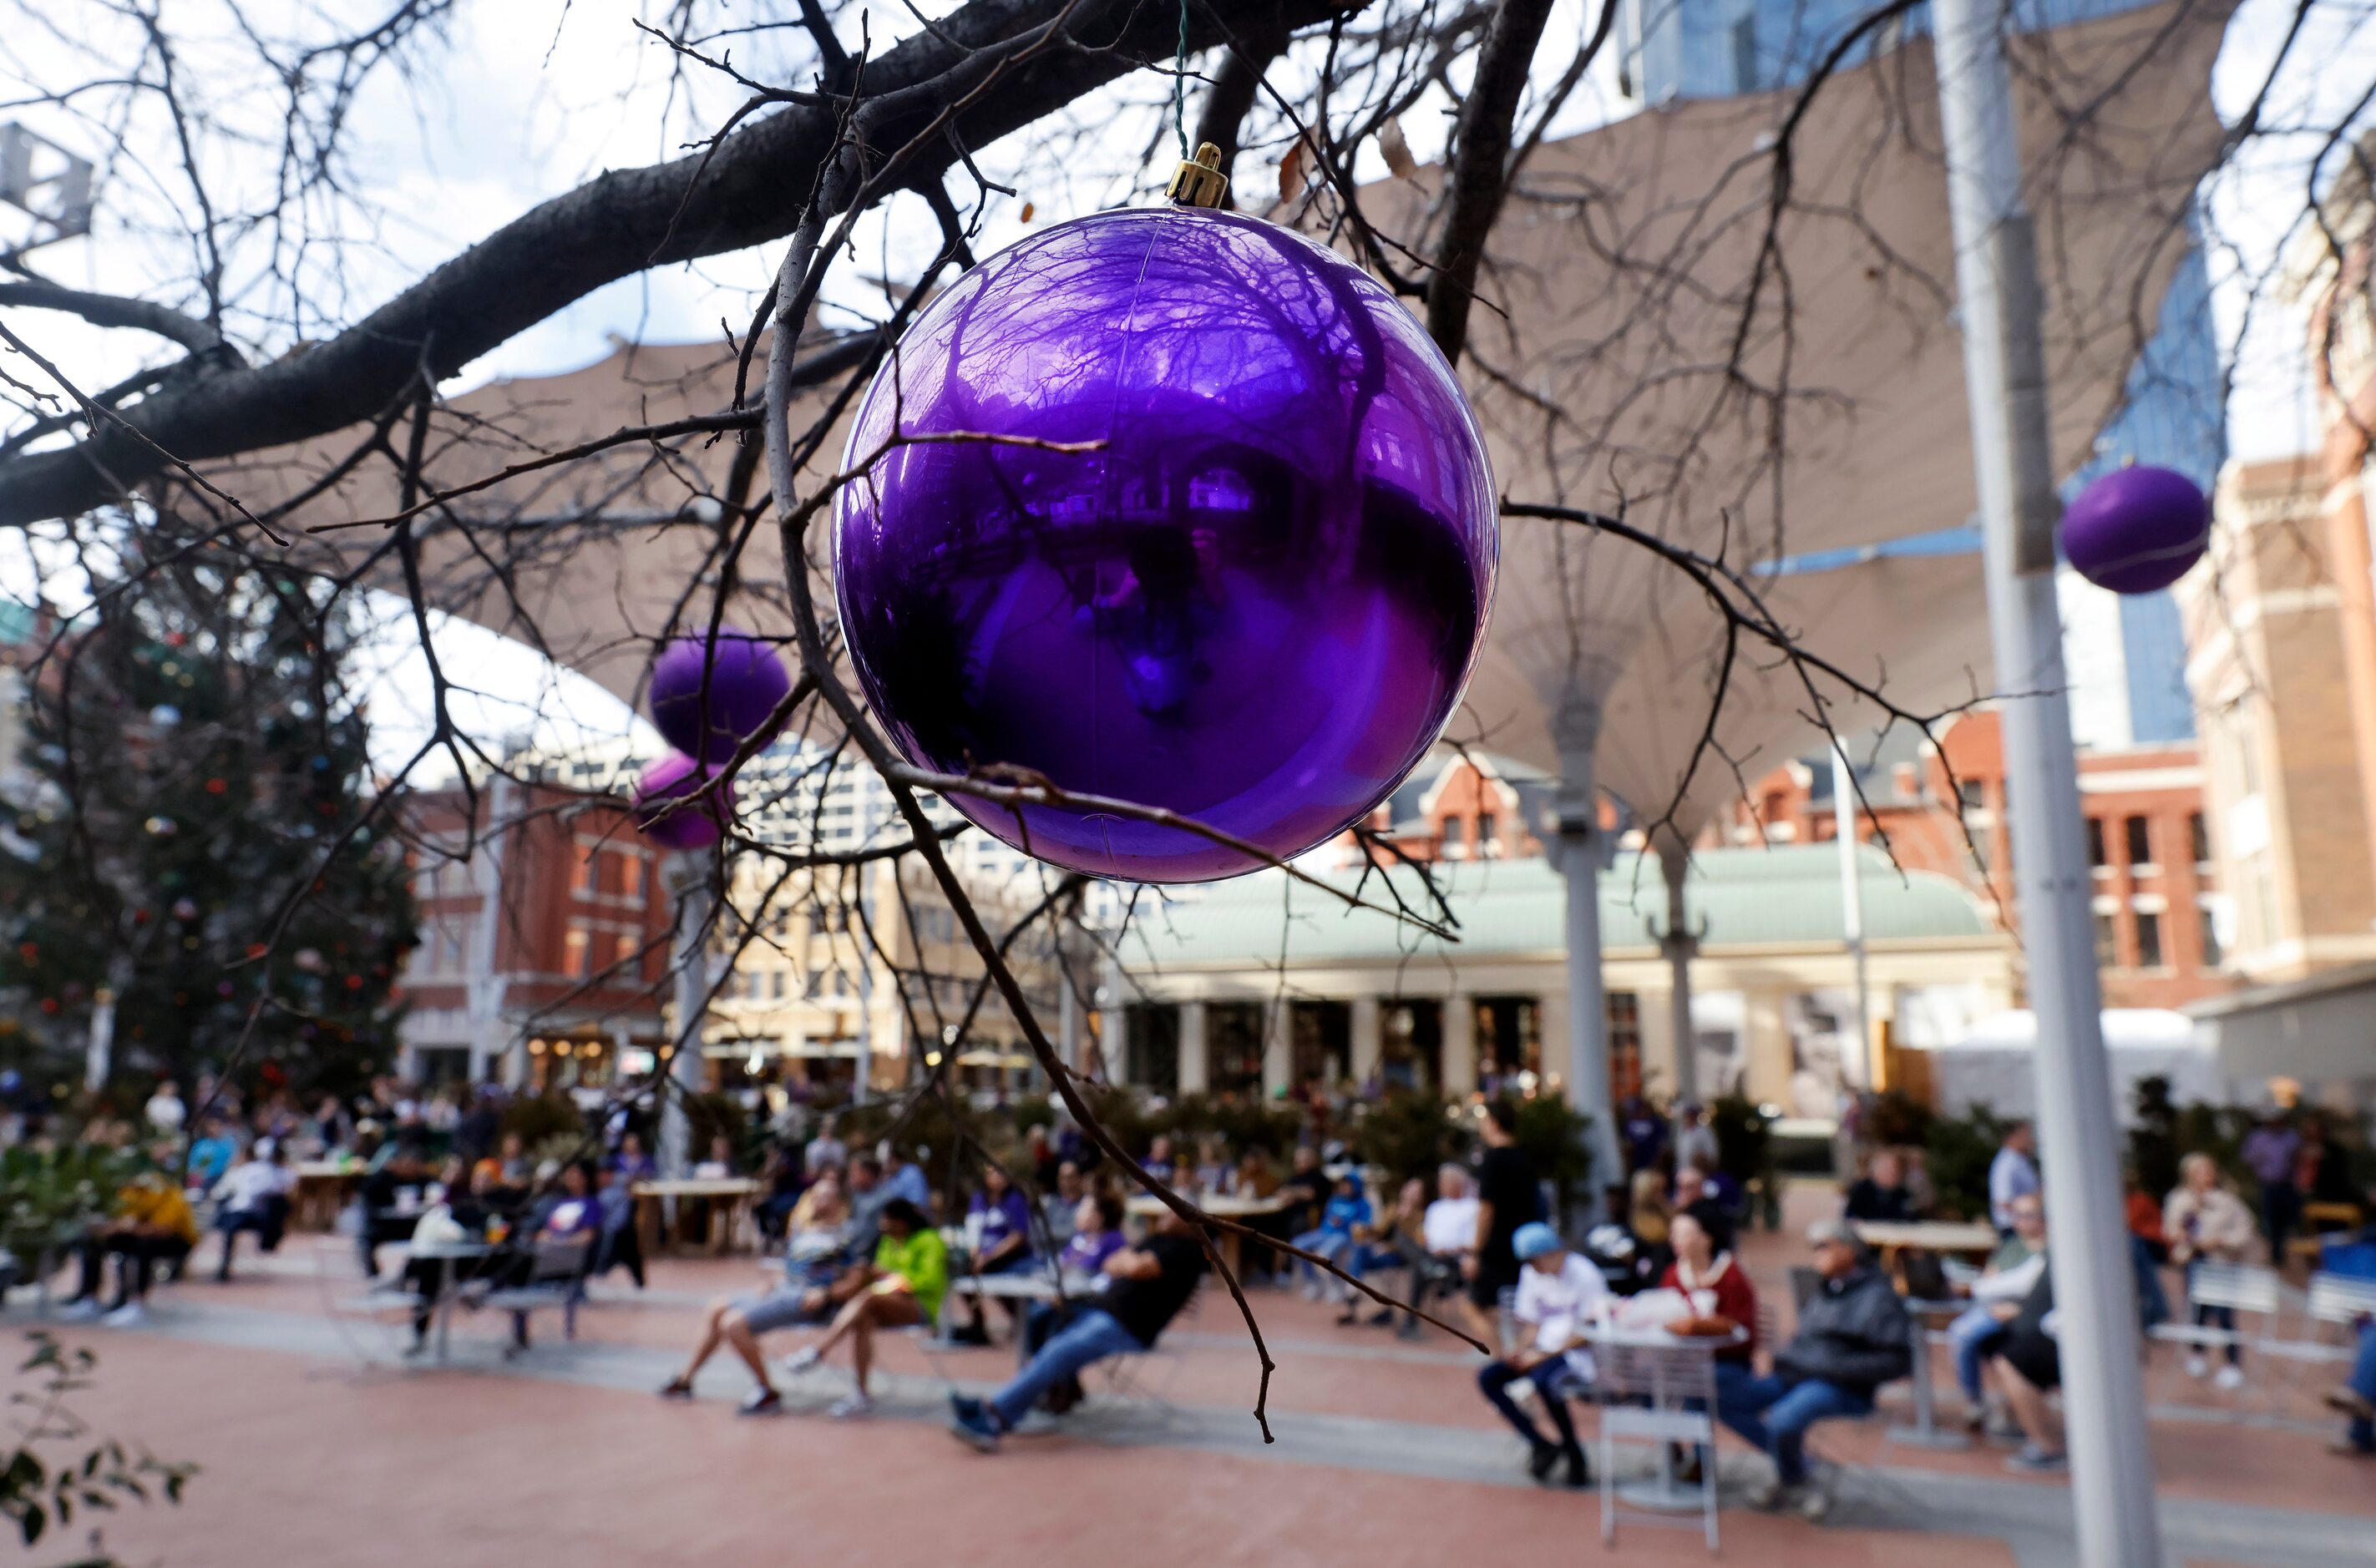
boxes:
[618,852,644,899]
[2135,909,2164,969]
[2085,818,2107,868]
[1958,779,1985,812]
[2093,912,2118,969]
[613,932,637,970]
[1477,812,1497,853]
[2197,902,2222,968]
[2124,815,2152,868]
[563,925,590,977]
[2189,812,2210,867]
[570,845,595,894]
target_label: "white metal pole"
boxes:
[1658,834,1699,1107]
[1555,695,1624,1207]
[1931,0,2162,1557]
[660,852,715,1180]
[1831,742,1874,1088]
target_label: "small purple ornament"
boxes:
[648,625,792,763]
[633,751,734,850]
[832,207,1498,882]
[2062,465,2209,595]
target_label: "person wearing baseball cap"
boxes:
[1473,1221,1610,1488]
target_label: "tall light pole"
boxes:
[1931,0,2163,1559]
[1831,741,1874,1088]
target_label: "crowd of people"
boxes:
[19,1066,2376,1505]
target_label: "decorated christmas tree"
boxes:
[0,549,418,1106]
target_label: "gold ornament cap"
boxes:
[1166,142,1229,208]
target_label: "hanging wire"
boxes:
[1173,0,1191,158]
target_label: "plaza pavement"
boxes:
[16,1186,2376,1568]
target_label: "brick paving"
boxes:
[13,1185,2374,1568]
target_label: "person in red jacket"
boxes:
[1660,1211,1760,1485]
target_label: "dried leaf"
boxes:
[1278,137,1310,205]
[1019,201,1036,224]
[1379,118,1416,180]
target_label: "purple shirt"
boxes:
[970,1189,1036,1257]
[2241,1127,2300,1186]
[1060,1228,1125,1275]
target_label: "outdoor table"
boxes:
[1852,1220,1999,1267]
[407,1239,494,1363]
[291,1161,362,1232]
[1893,1297,1973,1451]
[1125,1192,1289,1281]
[632,1177,761,1258]
[1579,1319,1749,1513]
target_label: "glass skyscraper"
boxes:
[1621,0,2227,744]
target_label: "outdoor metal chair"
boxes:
[1595,1339,1720,1554]
[2262,1272,2376,1368]
[479,1233,593,1349]
[2150,1261,2282,1361]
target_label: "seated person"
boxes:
[354,1131,434,1280]
[58,1169,200,1327]
[1843,1149,1920,1223]
[752,1145,805,1245]
[1983,1265,2066,1474]
[1040,1161,1087,1250]
[1343,1177,1429,1328]
[1422,1163,1481,1278]
[1625,1166,1674,1287]
[657,1171,857,1411]
[1192,1138,1234,1196]
[948,1206,1208,1449]
[776,1197,947,1419]
[590,1162,646,1289]
[471,1132,531,1204]
[1717,1221,1912,1521]
[1056,1193,1126,1287]
[401,1161,505,1354]
[693,1134,738,1181]
[210,1136,296,1281]
[1660,1211,1759,1483]
[185,1117,238,1192]
[527,1159,604,1242]
[1476,1222,1605,1488]
[1948,1192,2048,1434]
[1690,1150,1746,1221]
[1291,1171,1372,1302]
[951,1164,1037,1343]
[1140,1135,1178,1186]
[1672,1163,1737,1255]
[2327,1318,2376,1459]
[609,1130,657,1184]
[784,1166,852,1279]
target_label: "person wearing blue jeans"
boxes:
[1475,1222,1607,1488]
[2326,1322,2376,1457]
[1292,1174,1372,1299]
[1945,1194,2048,1425]
[1720,1221,1912,1521]
[950,1208,1208,1451]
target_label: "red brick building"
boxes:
[1730,711,2228,1009]
[398,773,674,1087]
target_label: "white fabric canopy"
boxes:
[1923,1007,2224,1123]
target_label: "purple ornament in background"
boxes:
[2061,465,2209,595]
[832,207,1498,882]
[633,751,734,850]
[649,625,792,763]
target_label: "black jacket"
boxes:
[1776,1263,1913,1398]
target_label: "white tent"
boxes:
[1924,1008,2223,1125]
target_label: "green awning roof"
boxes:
[1116,845,1994,968]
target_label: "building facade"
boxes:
[1731,711,2227,1009]
[397,773,675,1086]
[1108,850,2013,1117]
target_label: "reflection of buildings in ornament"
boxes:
[1107,851,2010,1115]
[395,771,673,1085]
[1730,711,2228,1012]
[702,855,1072,1095]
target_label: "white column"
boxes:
[1556,697,1624,1199]
[1350,994,1383,1086]
[1659,838,1699,1107]
[1177,1000,1209,1095]
[1933,1,2160,1555]
[1441,993,1477,1095]
[660,853,716,1180]
[1261,995,1292,1098]
[1832,741,1875,1088]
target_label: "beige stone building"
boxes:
[704,854,1077,1095]
[2180,458,2376,984]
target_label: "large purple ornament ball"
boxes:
[2062,466,2209,595]
[649,625,792,763]
[633,751,734,850]
[832,207,1498,882]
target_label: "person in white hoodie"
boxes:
[210,1138,296,1281]
[1946,1191,2049,1430]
